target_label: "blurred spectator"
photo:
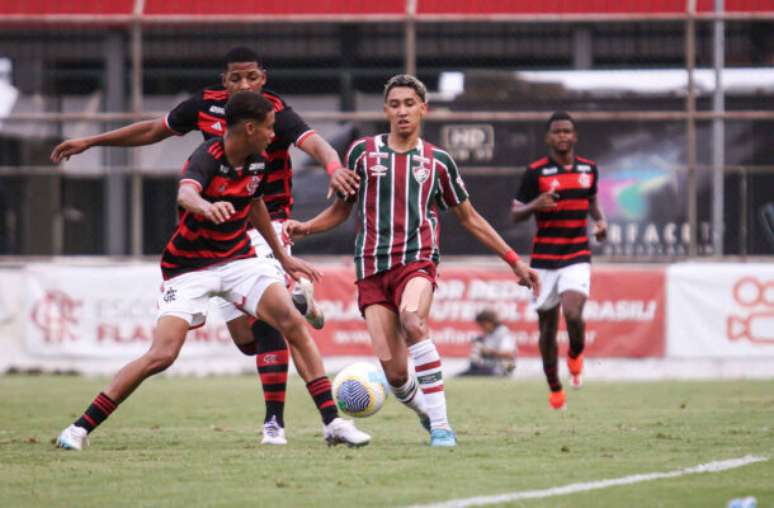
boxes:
[458,309,517,377]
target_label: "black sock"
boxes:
[306,377,338,425]
[74,392,117,433]
[543,363,562,392]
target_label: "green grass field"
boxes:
[1,375,772,507]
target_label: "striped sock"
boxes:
[543,362,563,392]
[391,375,428,417]
[409,339,449,430]
[306,377,338,425]
[253,320,289,428]
[74,392,117,433]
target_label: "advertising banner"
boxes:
[667,263,774,357]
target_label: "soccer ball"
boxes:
[332,362,388,418]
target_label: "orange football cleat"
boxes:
[548,389,566,410]
[567,354,584,389]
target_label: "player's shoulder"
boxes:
[200,84,229,104]
[428,141,454,163]
[345,137,371,162]
[194,137,225,163]
[528,156,551,170]
[575,155,597,167]
[261,89,288,112]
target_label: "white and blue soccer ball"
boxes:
[332,362,388,418]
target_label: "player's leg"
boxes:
[538,306,565,409]
[57,316,190,450]
[226,313,289,445]
[558,263,591,389]
[363,304,430,433]
[252,282,369,447]
[397,272,456,447]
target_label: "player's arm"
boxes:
[511,192,559,223]
[284,198,354,242]
[451,200,540,295]
[297,133,360,198]
[50,118,175,163]
[589,195,607,241]
[177,183,235,224]
[249,198,321,283]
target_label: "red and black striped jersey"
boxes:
[161,138,267,280]
[516,156,599,269]
[164,85,314,220]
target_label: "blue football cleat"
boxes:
[430,428,457,447]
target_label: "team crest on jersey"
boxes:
[246,175,263,195]
[578,173,592,188]
[412,157,431,184]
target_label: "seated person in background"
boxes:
[459,310,517,377]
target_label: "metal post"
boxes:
[104,30,128,255]
[685,0,698,257]
[404,0,417,75]
[740,167,748,258]
[712,0,725,256]
[130,20,144,256]
[572,26,593,69]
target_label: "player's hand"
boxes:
[533,191,559,212]
[50,138,91,163]
[279,255,321,283]
[327,166,360,199]
[512,260,541,297]
[593,219,608,242]
[202,201,235,224]
[283,220,310,243]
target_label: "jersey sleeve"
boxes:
[179,144,217,192]
[515,168,539,204]
[274,107,313,148]
[165,96,200,136]
[590,164,599,197]
[434,151,469,210]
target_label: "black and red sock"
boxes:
[543,362,563,392]
[74,392,117,433]
[253,320,288,428]
[306,377,338,425]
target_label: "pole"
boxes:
[712,0,725,256]
[404,0,417,75]
[686,0,698,257]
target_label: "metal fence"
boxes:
[0,1,773,259]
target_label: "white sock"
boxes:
[390,374,428,417]
[408,339,449,430]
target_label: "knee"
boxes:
[563,308,584,326]
[274,310,306,343]
[145,348,178,374]
[399,310,427,343]
[385,370,409,388]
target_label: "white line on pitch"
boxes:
[408,455,768,508]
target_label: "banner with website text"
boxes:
[313,264,666,358]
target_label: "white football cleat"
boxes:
[56,424,89,451]
[323,418,370,448]
[261,417,287,445]
[293,278,325,330]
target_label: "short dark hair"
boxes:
[546,111,576,132]
[384,74,427,103]
[224,47,262,69]
[225,91,273,127]
[475,309,499,325]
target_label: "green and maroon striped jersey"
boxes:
[345,134,469,280]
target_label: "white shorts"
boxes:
[532,262,591,311]
[214,222,291,323]
[157,257,285,328]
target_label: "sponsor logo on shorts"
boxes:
[162,287,177,303]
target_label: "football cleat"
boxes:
[56,424,89,451]
[430,428,457,448]
[323,418,370,448]
[549,389,567,410]
[261,416,287,445]
[567,354,584,390]
[292,278,325,330]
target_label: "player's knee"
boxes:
[234,341,257,356]
[399,310,427,342]
[563,308,584,326]
[145,348,178,374]
[274,310,306,343]
[385,370,409,388]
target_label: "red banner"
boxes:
[311,263,665,358]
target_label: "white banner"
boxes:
[667,263,774,357]
[24,264,236,360]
